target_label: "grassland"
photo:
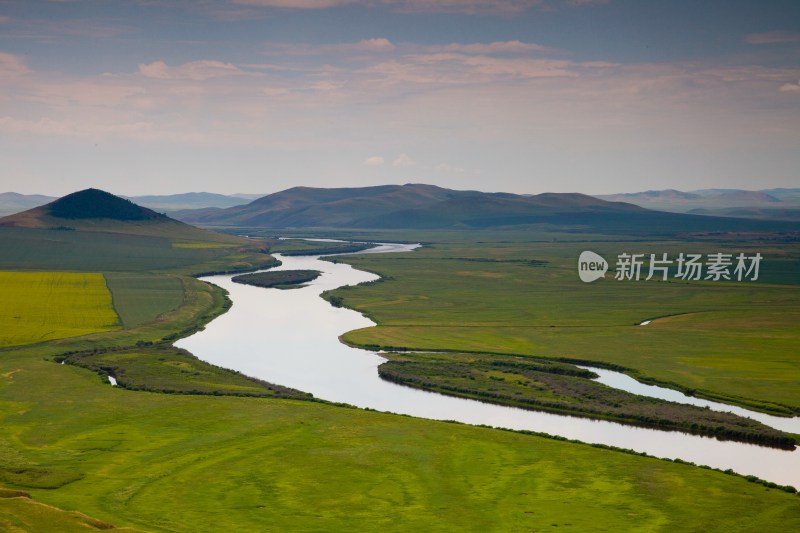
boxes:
[265,237,375,256]
[105,273,184,328]
[378,352,794,447]
[0,227,277,274]
[1,226,799,531]
[0,272,119,348]
[61,346,310,399]
[0,489,146,532]
[232,269,321,289]
[2,348,800,532]
[330,234,800,414]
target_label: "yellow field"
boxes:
[0,272,119,348]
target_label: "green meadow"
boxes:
[333,234,800,414]
[0,225,799,531]
[0,272,119,347]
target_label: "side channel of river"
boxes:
[176,243,800,489]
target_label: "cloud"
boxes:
[138,60,245,81]
[393,153,416,167]
[232,0,545,14]
[232,0,358,8]
[780,81,800,93]
[0,52,29,77]
[356,38,396,51]
[565,0,609,5]
[363,155,385,166]
[441,40,554,54]
[744,31,800,45]
[0,16,10,24]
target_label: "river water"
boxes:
[176,243,800,488]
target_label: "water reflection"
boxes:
[176,244,800,488]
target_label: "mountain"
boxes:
[0,188,245,243]
[172,183,797,233]
[127,192,251,212]
[597,188,800,220]
[0,192,56,217]
[174,184,462,227]
[0,191,257,218]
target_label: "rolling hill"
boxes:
[597,188,800,220]
[0,189,278,274]
[0,188,246,243]
[173,183,799,233]
[0,191,255,218]
[0,192,57,217]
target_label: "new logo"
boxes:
[578,251,608,283]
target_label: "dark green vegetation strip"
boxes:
[232,269,321,289]
[378,352,795,448]
[60,346,311,399]
[2,350,800,532]
[268,239,375,256]
[105,272,184,328]
[330,231,800,414]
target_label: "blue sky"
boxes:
[1,0,798,196]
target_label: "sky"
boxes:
[0,0,798,197]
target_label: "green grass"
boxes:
[0,490,146,532]
[327,235,800,413]
[0,227,276,275]
[1,350,799,532]
[1,225,799,530]
[0,272,119,348]
[266,238,375,256]
[232,269,321,289]
[62,346,310,399]
[105,272,185,328]
[378,352,794,447]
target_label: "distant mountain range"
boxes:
[596,188,800,220]
[2,186,798,232]
[0,188,244,243]
[0,191,255,218]
[171,183,797,233]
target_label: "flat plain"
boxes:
[0,224,799,531]
[333,233,800,414]
[0,271,119,348]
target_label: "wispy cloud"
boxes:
[232,0,546,14]
[233,0,359,8]
[780,80,800,93]
[564,0,609,6]
[440,40,556,55]
[0,52,29,77]
[363,155,385,166]
[138,60,246,80]
[393,153,416,167]
[744,31,800,45]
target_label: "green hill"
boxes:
[0,188,246,244]
[174,183,800,234]
[0,189,275,275]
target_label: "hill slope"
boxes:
[0,192,56,217]
[597,188,800,220]
[174,183,798,233]
[0,188,245,243]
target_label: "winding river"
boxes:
[176,243,800,489]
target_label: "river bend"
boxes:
[176,243,800,488]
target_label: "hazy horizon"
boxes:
[1,1,798,197]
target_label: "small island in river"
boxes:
[232,269,321,289]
